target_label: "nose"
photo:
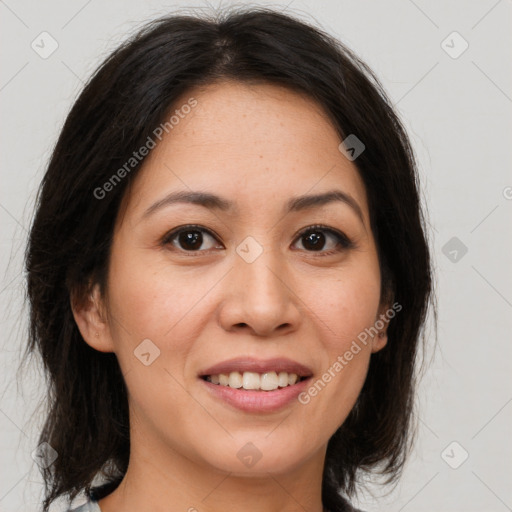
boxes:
[217,244,302,338]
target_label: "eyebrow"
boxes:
[142,189,364,223]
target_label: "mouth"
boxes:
[200,371,310,391]
[198,361,313,413]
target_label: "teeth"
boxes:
[228,371,243,388]
[204,371,303,390]
[243,371,261,390]
[278,371,289,387]
[260,371,278,391]
[288,373,298,385]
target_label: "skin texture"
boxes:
[73,81,389,512]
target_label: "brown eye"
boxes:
[162,225,222,252]
[293,225,354,254]
[161,224,354,256]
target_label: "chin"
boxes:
[200,436,313,476]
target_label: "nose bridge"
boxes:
[220,234,300,335]
[235,234,286,301]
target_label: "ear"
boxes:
[371,301,391,354]
[71,282,114,353]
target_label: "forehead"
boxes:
[122,81,369,222]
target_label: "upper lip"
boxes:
[198,357,314,378]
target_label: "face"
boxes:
[76,81,389,479]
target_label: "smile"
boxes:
[202,371,308,391]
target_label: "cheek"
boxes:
[103,249,221,451]
[310,266,382,348]
[105,243,224,382]
[295,264,381,420]
[106,243,208,339]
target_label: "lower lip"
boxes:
[200,377,311,413]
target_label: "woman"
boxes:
[23,6,435,512]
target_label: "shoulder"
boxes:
[65,498,102,512]
[345,503,365,512]
[66,479,120,511]
[325,495,366,512]
[328,505,365,512]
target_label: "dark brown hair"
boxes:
[22,5,435,511]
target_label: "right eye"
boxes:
[161,225,224,253]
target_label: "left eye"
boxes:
[292,225,353,254]
[162,224,353,254]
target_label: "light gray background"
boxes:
[1,1,511,511]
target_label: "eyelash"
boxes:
[160,224,355,257]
